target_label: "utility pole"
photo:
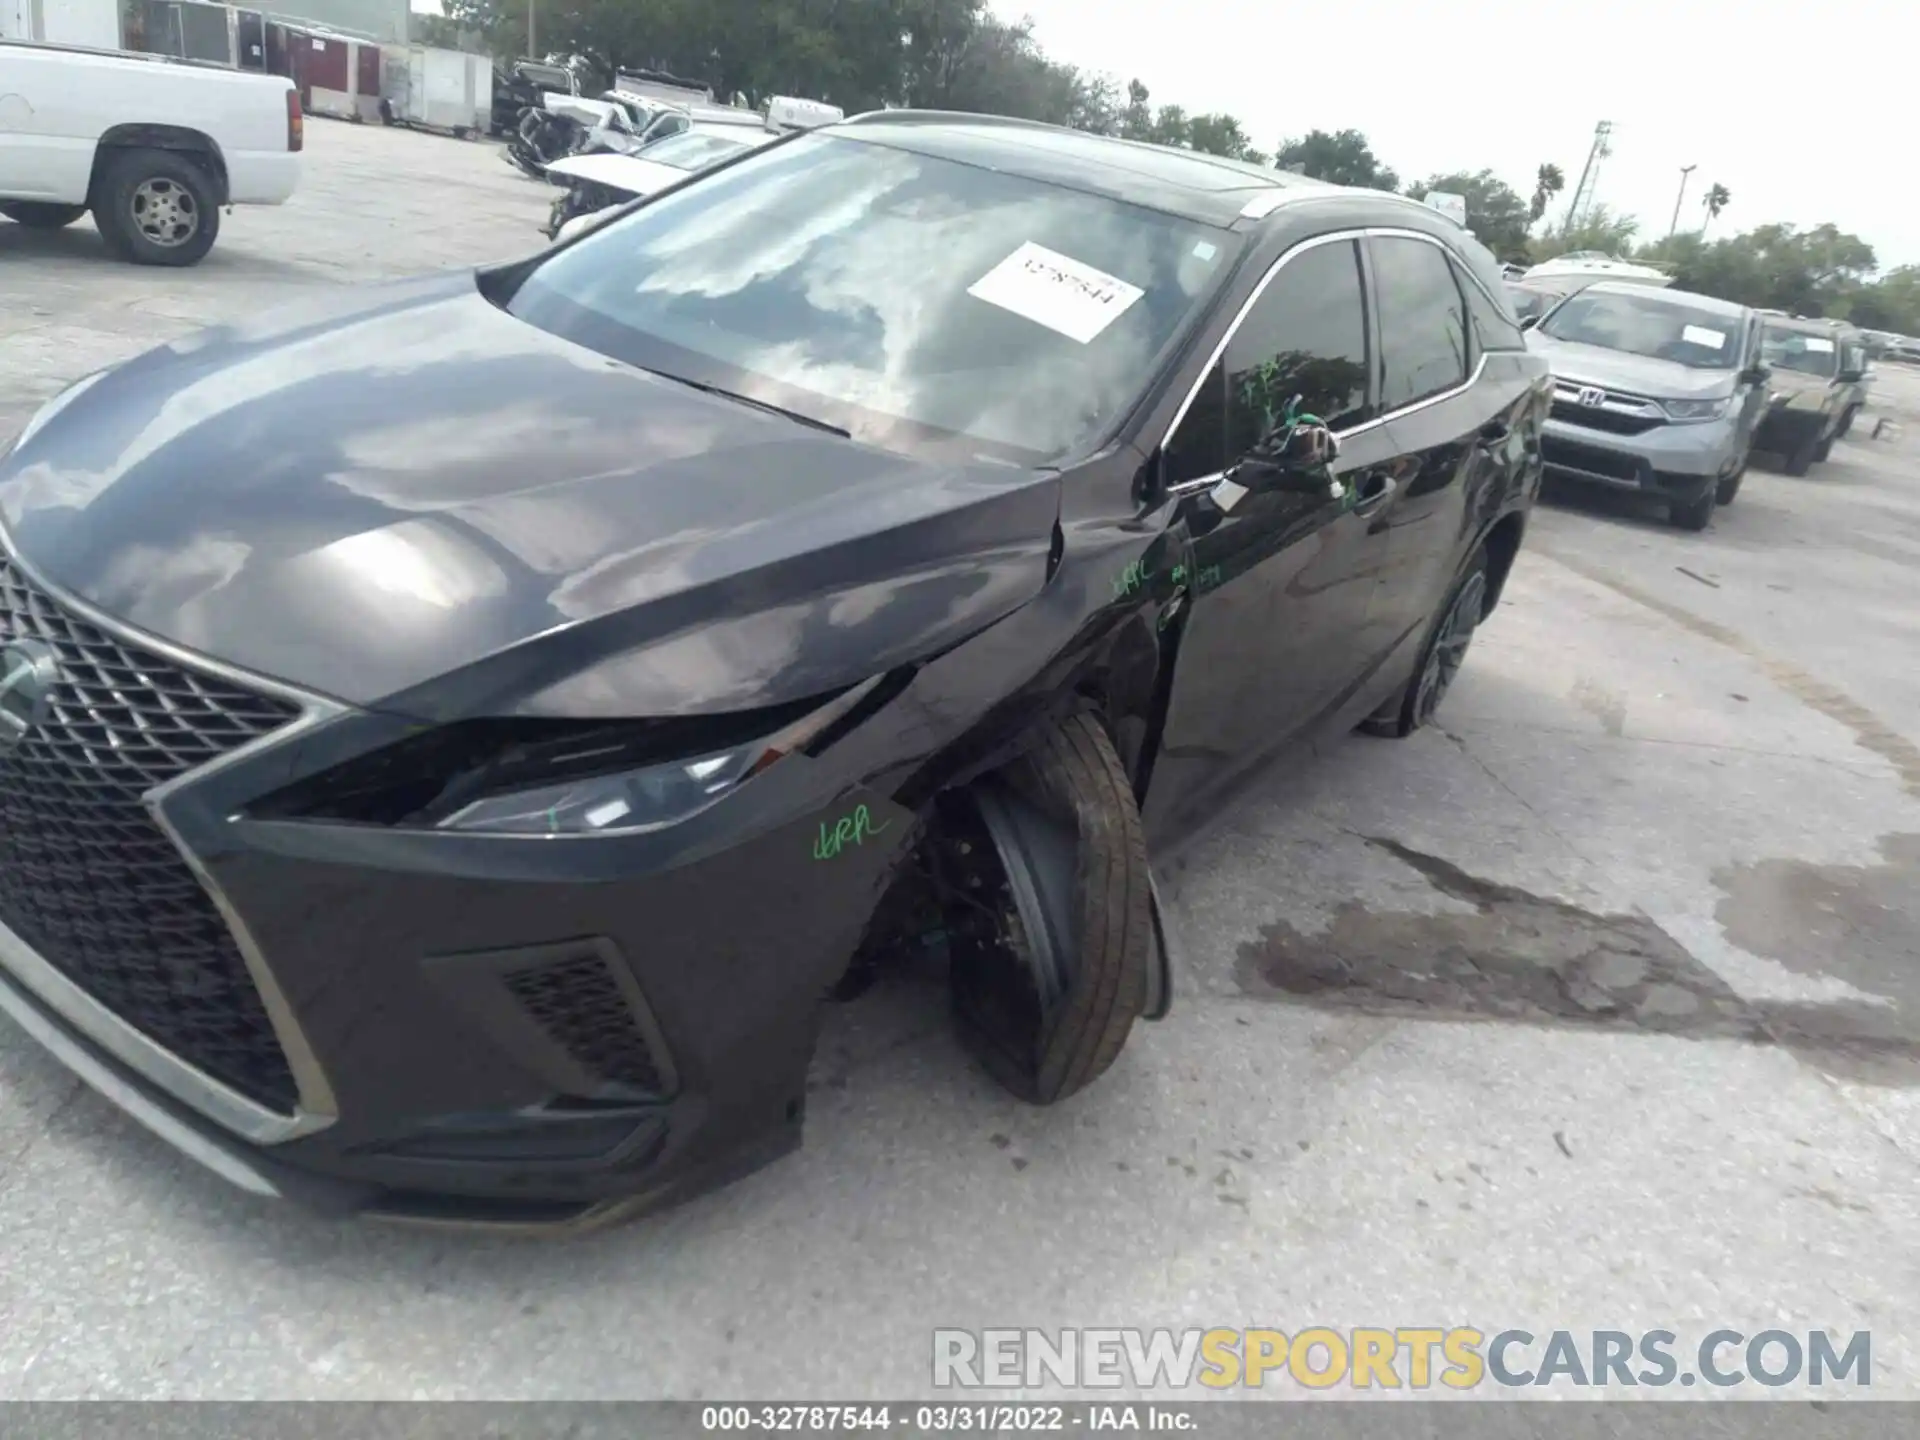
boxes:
[528,0,537,58]
[1667,164,1696,239]
[1562,120,1612,236]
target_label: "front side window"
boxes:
[1371,236,1469,410]
[1543,290,1745,370]
[507,133,1240,463]
[1760,326,1840,378]
[1223,238,1370,458]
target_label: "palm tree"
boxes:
[1528,163,1565,227]
[1700,183,1731,235]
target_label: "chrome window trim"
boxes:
[1160,227,1490,498]
[0,520,341,1145]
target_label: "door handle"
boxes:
[1477,418,1512,447]
[1349,470,1396,519]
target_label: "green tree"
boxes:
[1700,182,1731,235]
[1527,163,1565,227]
[1531,203,1641,262]
[1272,128,1398,191]
[1408,169,1531,259]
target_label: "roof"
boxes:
[829,111,1364,227]
[1582,281,1750,317]
[1759,313,1859,336]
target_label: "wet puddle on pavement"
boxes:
[1236,836,1920,1085]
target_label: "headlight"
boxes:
[255,674,891,836]
[1660,397,1731,423]
[438,740,768,834]
[4,369,109,458]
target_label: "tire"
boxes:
[1715,472,1743,506]
[1359,544,1490,739]
[1834,406,1859,439]
[91,147,219,266]
[1669,486,1715,531]
[0,201,87,229]
[941,711,1154,1105]
[1811,431,1834,463]
[1783,430,1819,477]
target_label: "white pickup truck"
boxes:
[0,40,302,265]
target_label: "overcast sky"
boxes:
[1017,0,1909,267]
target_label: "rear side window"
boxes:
[1456,259,1526,354]
[1372,236,1469,410]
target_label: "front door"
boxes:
[1145,235,1399,841]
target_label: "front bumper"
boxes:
[0,545,914,1228]
[1539,411,1736,496]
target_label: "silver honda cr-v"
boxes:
[1522,281,1770,531]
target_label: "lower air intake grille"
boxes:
[504,953,667,1095]
[0,553,303,1112]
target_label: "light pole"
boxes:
[528,0,537,58]
[1667,164,1696,239]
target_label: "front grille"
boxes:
[1542,435,1644,483]
[1550,401,1663,436]
[0,554,303,1111]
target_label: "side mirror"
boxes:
[1234,420,1341,488]
[1519,314,1540,332]
[1838,367,1864,384]
[1740,364,1770,386]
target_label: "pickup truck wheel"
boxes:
[937,712,1154,1105]
[0,201,88,229]
[1359,545,1489,739]
[92,148,220,266]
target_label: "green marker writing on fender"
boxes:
[813,803,890,861]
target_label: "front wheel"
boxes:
[1834,405,1859,439]
[91,148,219,266]
[0,201,88,229]
[1669,486,1715,531]
[1360,545,1489,739]
[938,712,1156,1105]
[1715,472,1743,506]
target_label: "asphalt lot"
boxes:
[2,120,1919,1401]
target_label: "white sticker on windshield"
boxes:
[1681,325,1727,350]
[1193,241,1218,261]
[1801,336,1836,353]
[967,242,1145,344]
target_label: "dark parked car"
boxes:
[0,114,1548,1228]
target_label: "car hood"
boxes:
[1525,333,1735,400]
[1765,366,1833,398]
[0,272,1060,717]
[545,151,682,195]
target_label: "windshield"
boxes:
[637,131,752,171]
[1761,326,1840,378]
[1538,289,1742,370]
[1505,285,1558,322]
[507,133,1238,463]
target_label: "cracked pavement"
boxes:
[2,121,1919,1399]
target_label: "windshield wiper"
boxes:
[644,370,851,438]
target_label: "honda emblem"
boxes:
[1576,386,1606,407]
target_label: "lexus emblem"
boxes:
[0,638,59,759]
[1576,386,1607,408]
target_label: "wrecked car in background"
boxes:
[0,114,1545,1229]
[1754,315,1871,473]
